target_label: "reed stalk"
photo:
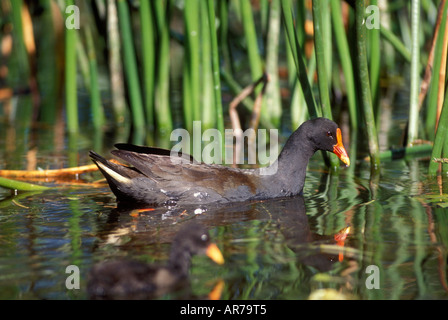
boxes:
[331,0,358,131]
[219,0,232,74]
[240,0,263,88]
[37,0,58,125]
[200,0,215,130]
[290,53,315,130]
[65,0,78,134]
[289,0,308,130]
[107,0,127,126]
[407,0,421,146]
[153,0,173,138]
[380,26,412,63]
[183,0,201,129]
[140,0,155,131]
[429,80,448,176]
[117,0,145,140]
[355,0,380,170]
[369,0,381,116]
[312,0,339,169]
[84,23,104,130]
[425,0,448,141]
[10,0,29,77]
[312,0,332,119]
[206,0,225,142]
[281,0,319,119]
[265,0,282,128]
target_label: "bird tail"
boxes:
[89,151,134,197]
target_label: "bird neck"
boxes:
[168,249,192,276]
[258,137,316,196]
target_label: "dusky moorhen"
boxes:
[90,117,350,207]
[87,222,224,299]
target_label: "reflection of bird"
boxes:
[87,223,224,300]
[90,118,350,207]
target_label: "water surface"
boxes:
[0,134,447,300]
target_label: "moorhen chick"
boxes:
[87,222,224,299]
[90,117,350,207]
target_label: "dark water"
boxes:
[0,122,447,300]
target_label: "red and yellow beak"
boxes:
[333,128,350,167]
[206,243,225,265]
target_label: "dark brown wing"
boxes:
[111,149,259,197]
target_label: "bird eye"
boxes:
[201,234,208,242]
[326,131,333,138]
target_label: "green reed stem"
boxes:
[240,0,263,86]
[429,81,448,176]
[201,0,215,130]
[0,177,50,191]
[380,26,412,63]
[38,0,58,125]
[10,0,29,77]
[207,0,225,140]
[288,0,308,129]
[290,50,315,130]
[425,0,448,141]
[65,0,78,134]
[312,0,339,169]
[331,0,358,131]
[140,0,155,131]
[219,0,232,74]
[85,24,104,129]
[407,0,421,146]
[312,0,332,118]
[184,0,201,128]
[369,0,381,117]
[265,0,282,127]
[281,0,319,118]
[154,0,173,138]
[107,0,127,126]
[117,0,145,137]
[355,0,380,170]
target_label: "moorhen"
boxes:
[87,222,224,299]
[90,117,350,207]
